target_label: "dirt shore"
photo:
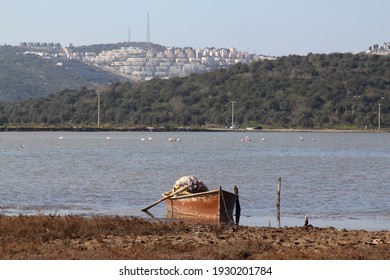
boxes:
[1,215,389,260]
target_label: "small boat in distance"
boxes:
[165,187,238,223]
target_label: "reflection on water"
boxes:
[0,131,389,230]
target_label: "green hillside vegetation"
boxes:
[69,41,165,54]
[0,45,123,102]
[0,52,389,130]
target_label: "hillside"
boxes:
[0,52,389,129]
[0,45,125,102]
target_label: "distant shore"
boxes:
[0,125,388,133]
[1,215,390,260]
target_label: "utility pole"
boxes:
[97,90,101,128]
[230,101,236,127]
[378,103,381,131]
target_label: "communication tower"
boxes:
[146,12,150,44]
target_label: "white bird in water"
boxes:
[261,137,266,141]
[148,136,153,141]
[59,136,64,140]
[20,144,25,149]
[141,138,146,142]
[299,136,304,141]
[106,135,111,140]
[241,136,252,142]
[168,137,181,142]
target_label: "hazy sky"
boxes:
[1,0,389,56]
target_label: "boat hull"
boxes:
[165,188,238,223]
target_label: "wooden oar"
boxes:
[142,185,189,212]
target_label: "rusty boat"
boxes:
[164,187,239,223]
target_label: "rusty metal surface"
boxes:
[165,188,237,222]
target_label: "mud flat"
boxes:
[1,215,389,260]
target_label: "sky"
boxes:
[1,0,389,56]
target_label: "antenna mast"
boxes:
[146,12,150,44]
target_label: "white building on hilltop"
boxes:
[81,45,276,80]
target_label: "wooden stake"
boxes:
[233,185,241,225]
[276,177,281,227]
[276,177,281,208]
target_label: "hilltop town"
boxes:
[18,42,276,81]
[79,46,275,81]
[16,41,390,82]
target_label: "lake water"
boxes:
[1,131,389,230]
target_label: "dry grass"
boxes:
[1,215,390,260]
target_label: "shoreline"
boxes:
[0,125,388,133]
[240,214,390,232]
[1,215,389,260]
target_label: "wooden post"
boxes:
[233,185,241,225]
[276,177,281,227]
[276,177,281,208]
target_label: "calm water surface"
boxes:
[1,131,389,230]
